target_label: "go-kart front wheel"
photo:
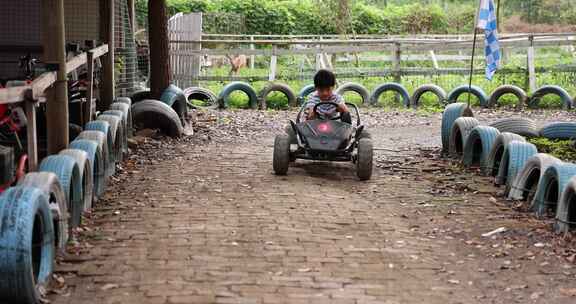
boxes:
[356,138,373,180]
[273,135,290,175]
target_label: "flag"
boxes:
[477,0,500,80]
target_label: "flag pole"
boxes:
[467,28,479,107]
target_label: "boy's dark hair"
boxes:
[314,69,336,88]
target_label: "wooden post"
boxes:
[24,96,38,171]
[269,45,277,82]
[100,0,115,110]
[393,42,402,84]
[127,0,137,33]
[527,35,537,94]
[429,50,440,70]
[190,13,202,87]
[42,0,69,154]
[250,35,255,70]
[85,51,95,124]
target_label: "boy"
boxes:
[306,69,351,124]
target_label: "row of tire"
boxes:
[442,103,576,235]
[0,98,133,304]
[182,82,575,110]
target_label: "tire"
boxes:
[411,84,447,109]
[183,86,218,109]
[259,83,297,109]
[533,162,576,217]
[539,122,576,140]
[39,155,83,228]
[369,82,411,108]
[529,85,573,109]
[131,90,152,104]
[336,82,370,106]
[110,102,132,139]
[273,135,290,175]
[69,123,83,142]
[115,97,132,107]
[447,85,489,107]
[441,103,474,153]
[131,99,183,138]
[84,121,114,176]
[218,81,259,109]
[297,84,316,106]
[76,131,109,186]
[356,138,373,181]
[0,186,54,304]
[97,114,124,164]
[70,139,105,200]
[462,126,500,169]
[17,172,69,253]
[555,176,576,234]
[486,132,527,177]
[59,149,93,213]
[497,141,538,193]
[159,84,187,122]
[489,117,539,138]
[449,117,480,157]
[508,153,562,204]
[487,85,527,109]
[102,110,128,156]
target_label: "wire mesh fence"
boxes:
[114,0,139,97]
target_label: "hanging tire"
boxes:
[259,83,297,109]
[449,117,480,157]
[336,82,370,106]
[0,186,54,304]
[487,85,527,109]
[70,139,105,200]
[131,90,152,104]
[273,134,290,175]
[218,82,259,109]
[356,138,373,181]
[84,121,114,176]
[102,110,128,156]
[508,153,562,204]
[529,85,573,109]
[39,155,83,228]
[131,99,183,138]
[539,122,576,140]
[497,141,538,193]
[59,149,93,213]
[486,132,527,177]
[110,102,132,139]
[441,103,474,154]
[297,84,316,106]
[17,172,69,253]
[555,176,576,234]
[462,126,500,169]
[76,131,109,184]
[369,82,411,107]
[183,86,218,109]
[159,84,188,122]
[488,117,539,138]
[411,84,447,109]
[532,162,576,217]
[447,85,489,107]
[114,97,132,107]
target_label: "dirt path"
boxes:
[50,110,576,304]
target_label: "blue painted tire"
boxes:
[539,122,576,140]
[85,121,114,176]
[462,126,500,169]
[411,84,447,109]
[555,176,576,234]
[114,96,132,107]
[533,162,576,217]
[103,110,128,155]
[39,155,83,228]
[160,84,188,121]
[111,102,132,138]
[508,153,562,202]
[17,172,69,253]
[529,85,573,109]
[0,186,54,304]
[218,82,259,109]
[441,103,473,153]
[447,85,489,107]
[336,82,370,106]
[97,114,123,164]
[76,131,110,182]
[486,132,527,177]
[449,117,480,157]
[297,84,316,105]
[59,149,93,213]
[369,82,411,107]
[497,141,538,193]
[70,139,105,199]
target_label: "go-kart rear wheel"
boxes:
[273,135,290,175]
[356,138,373,181]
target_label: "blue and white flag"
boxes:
[477,0,500,80]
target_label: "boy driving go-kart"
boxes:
[273,70,373,180]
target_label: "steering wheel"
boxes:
[312,101,341,120]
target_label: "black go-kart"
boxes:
[273,101,373,180]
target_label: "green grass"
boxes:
[529,137,576,162]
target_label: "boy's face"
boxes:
[317,87,334,101]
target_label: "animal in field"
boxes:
[226,54,247,76]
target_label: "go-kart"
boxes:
[273,101,373,180]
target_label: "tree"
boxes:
[148,0,171,98]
